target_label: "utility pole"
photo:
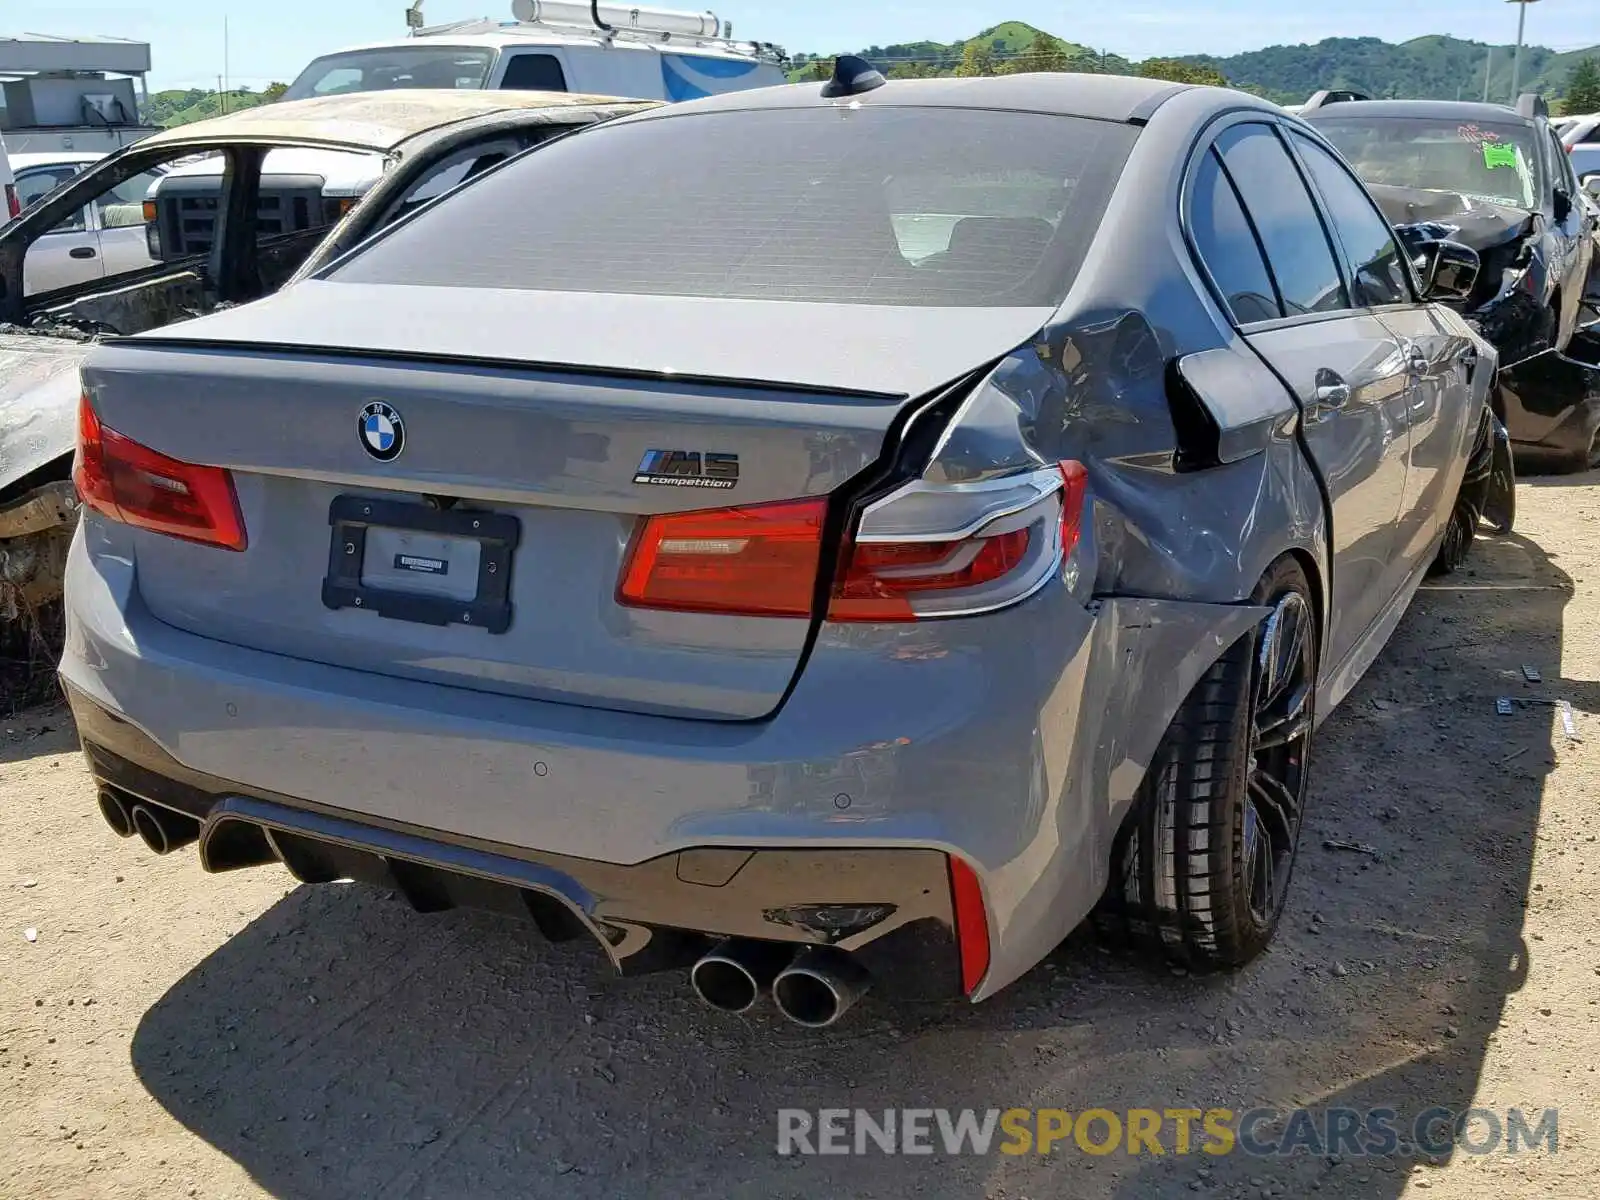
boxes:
[1507,0,1540,101]
[222,15,230,112]
[1482,46,1493,101]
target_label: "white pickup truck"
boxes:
[143,1,787,260]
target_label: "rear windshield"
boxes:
[282,47,495,100]
[1312,116,1543,210]
[330,107,1139,307]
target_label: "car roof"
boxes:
[137,89,655,155]
[1302,98,1535,125]
[612,72,1208,125]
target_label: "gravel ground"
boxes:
[3,474,1600,1200]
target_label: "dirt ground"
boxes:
[4,475,1600,1200]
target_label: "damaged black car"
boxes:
[1304,92,1600,471]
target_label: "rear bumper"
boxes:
[61,520,1268,999]
[71,694,966,998]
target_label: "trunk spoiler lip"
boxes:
[95,335,914,404]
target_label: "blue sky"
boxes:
[11,1,1600,90]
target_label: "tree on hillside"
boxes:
[954,44,996,78]
[1000,32,1071,75]
[1569,58,1600,114]
[1139,59,1229,86]
[262,81,288,102]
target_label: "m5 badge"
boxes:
[634,450,740,490]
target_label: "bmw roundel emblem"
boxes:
[359,401,404,462]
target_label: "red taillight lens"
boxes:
[948,856,991,996]
[618,462,1088,622]
[618,497,825,617]
[828,528,1032,622]
[74,394,246,551]
[4,184,19,220]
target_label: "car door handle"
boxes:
[68,246,97,259]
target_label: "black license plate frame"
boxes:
[321,496,520,633]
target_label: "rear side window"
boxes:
[1547,127,1580,197]
[499,53,567,92]
[331,108,1139,307]
[1291,133,1411,307]
[1189,149,1281,323]
[1216,124,1349,317]
[16,166,87,232]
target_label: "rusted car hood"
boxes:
[0,332,88,488]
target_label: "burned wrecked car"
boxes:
[0,89,655,690]
[1304,92,1600,470]
[64,70,1508,1021]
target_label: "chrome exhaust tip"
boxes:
[772,947,871,1028]
[689,939,795,1014]
[97,788,135,838]
[130,804,199,856]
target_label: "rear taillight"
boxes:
[618,461,1086,622]
[618,498,824,617]
[4,184,19,220]
[74,394,246,551]
[828,527,1032,621]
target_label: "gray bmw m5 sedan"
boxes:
[62,64,1503,1025]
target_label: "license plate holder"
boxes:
[322,496,520,633]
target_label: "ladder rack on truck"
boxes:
[0,34,158,154]
[408,1,786,65]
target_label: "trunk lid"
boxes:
[84,285,1051,720]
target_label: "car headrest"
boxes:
[944,216,1055,259]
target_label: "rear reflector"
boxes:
[3,184,18,220]
[1058,459,1089,552]
[74,394,247,551]
[618,498,825,617]
[948,856,991,996]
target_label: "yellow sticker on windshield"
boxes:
[1483,142,1518,169]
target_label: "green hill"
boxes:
[1183,35,1600,105]
[792,22,1600,107]
[141,84,285,128]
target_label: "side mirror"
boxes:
[1555,187,1573,224]
[1416,238,1480,303]
[1584,174,1600,203]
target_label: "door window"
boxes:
[1547,127,1581,201]
[1291,133,1411,307]
[1216,124,1349,317]
[1188,148,1281,323]
[94,169,164,229]
[15,166,89,233]
[499,53,568,92]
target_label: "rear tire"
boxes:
[1094,556,1316,970]
[1430,404,1498,576]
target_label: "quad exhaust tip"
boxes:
[690,939,795,1014]
[690,939,872,1027]
[772,947,871,1029]
[129,804,200,856]
[97,789,135,838]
